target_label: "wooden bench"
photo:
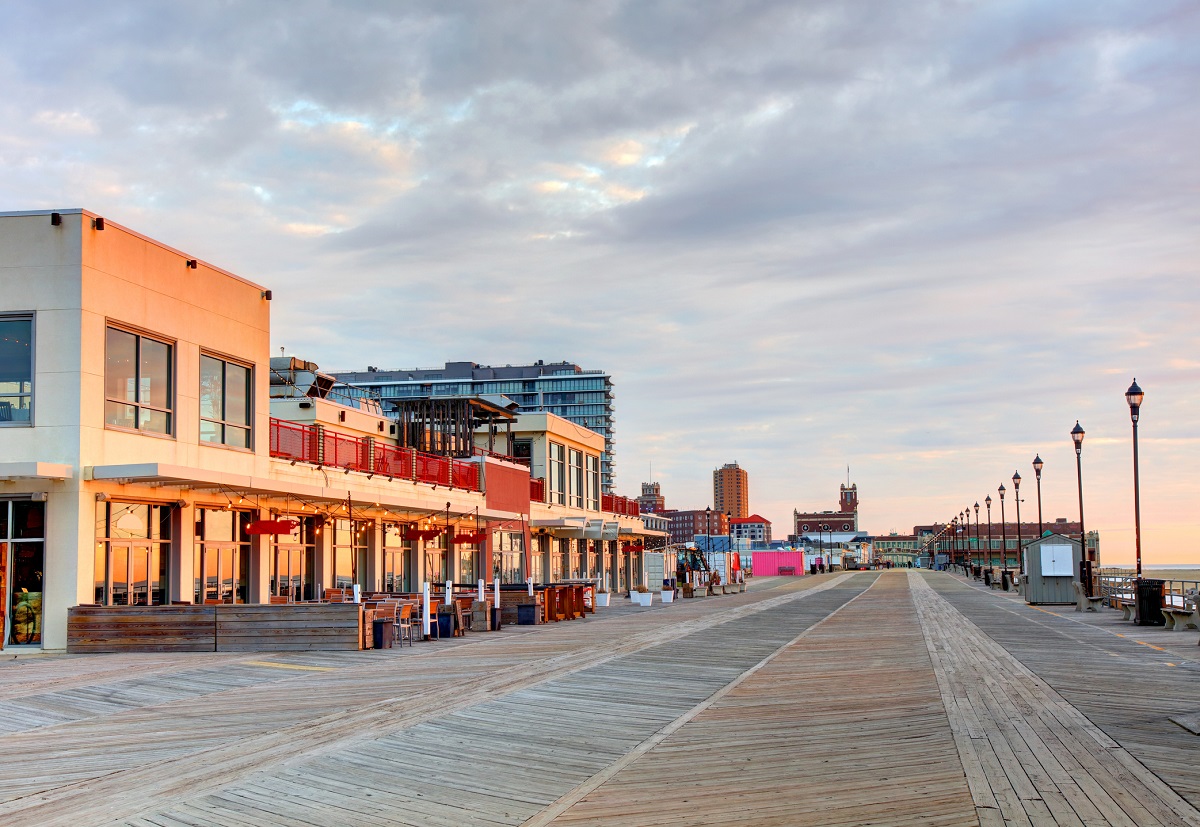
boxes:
[778,566,796,576]
[1073,581,1104,613]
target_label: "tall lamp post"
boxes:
[1126,379,1144,580]
[1012,471,1022,577]
[1032,455,1044,539]
[973,502,980,572]
[985,495,993,572]
[998,484,1008,588]
[1071,421,1087,593]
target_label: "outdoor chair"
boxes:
[397,603,416,647]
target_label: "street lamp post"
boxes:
[1126,379,1144,580]
[1071,421,1088,593]
[1012,471,1022,577]
[973,502,980,573]
[1032,455,1044,540]
[998,484,1008,588]
[985,495,993,574]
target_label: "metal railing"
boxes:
[601,493,640,517]
[269,418,480,492]
[530,477,546,503]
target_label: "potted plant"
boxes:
[661,585,675,604]
[594,585,610,608]
[634,584,650,607]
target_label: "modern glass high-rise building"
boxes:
[333,361,616,491]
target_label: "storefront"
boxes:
[2,498,45,647]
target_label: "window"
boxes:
[568,449,584,508]
[549,442,566,505]
[382,525,412,593]
[271,517,317,601]
[332,520,369,590]
[491,531,525,584]
[105,327,173,434]
[2,499,46,645]
[200,354,252,448]
[95,502,171,607]
[194,509,251,604]
[585,455,600,511]
[0,315,33,425]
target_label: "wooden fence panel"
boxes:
[215,604,363,651]
[67,606,217,653]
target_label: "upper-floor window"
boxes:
[549,442,565,505]
[105,326,173,435]
[585,454,600,511]
[0,314,33,425]
[568,449,584,508]
[200,354,252,448]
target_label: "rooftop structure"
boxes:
[334,361,616,492]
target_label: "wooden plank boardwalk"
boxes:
[0,571,1196,826]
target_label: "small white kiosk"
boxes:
[1023,533,1082,605]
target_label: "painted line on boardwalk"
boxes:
[521,573,881,827]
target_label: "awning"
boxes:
[0,462,72,481]
[86,462,518,522]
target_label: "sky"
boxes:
[2,1,1198,564]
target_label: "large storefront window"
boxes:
[104,327,173,435]
[3,500,45,646]
[194,509,251,604]
[584,540,598,579]
[491,531,524,584]
[271,517,317,601]
[94,502,171,607]
[424,533,448,585]
[585,455,600,511]
[332,520,368,591]
[0,315,33,425]
[382,525,412,593]
[459,543,478,585]
[530,536,546,585]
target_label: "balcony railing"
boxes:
[269,418,479,492]
[602,493,640,517]
[473,446,531,466]
[530,477,546,503]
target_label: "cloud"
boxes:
[1,0,1198,560]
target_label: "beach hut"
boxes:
[1023,533,1082,605]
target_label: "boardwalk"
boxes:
[1,571,1198,826]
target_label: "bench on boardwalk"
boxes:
[1163,595,1199,632]
[1113,598,1136,621]
[1073,582,1104,613]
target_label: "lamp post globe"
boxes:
[1126,379,1144,579]
[1032,454,1044,539]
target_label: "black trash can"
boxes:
[1001,570,1012,591]
[517,604,537,625]
[1136,579,1166,626]
[436,609,455,638]
[983,569,992,587]
[491,606,502,631]
[372,618,393,650]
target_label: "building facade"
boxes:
[637,481,665,514]
[334,361,616,493]
[713,462,748,519]
[0,209,660,651]
[793,483,859,535]
[730,515,772,547]
[663,509,730,547]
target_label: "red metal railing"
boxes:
[472,446,530,466]
[374,444,416,481]
[451,460,479,491]
[269,419,479,492]
[602,493,640,517]
[530,477,546,503]
[415,452,451,487]
[322,429,370,473]
[270,419,319,463]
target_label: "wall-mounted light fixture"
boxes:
[93,217,105,230]
[50,212,62,226]
[262,290,273,300]
[185,259,197,269]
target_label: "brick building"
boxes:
[664,509,730,546]
[713,462,748,519]
[793,483,859,535]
